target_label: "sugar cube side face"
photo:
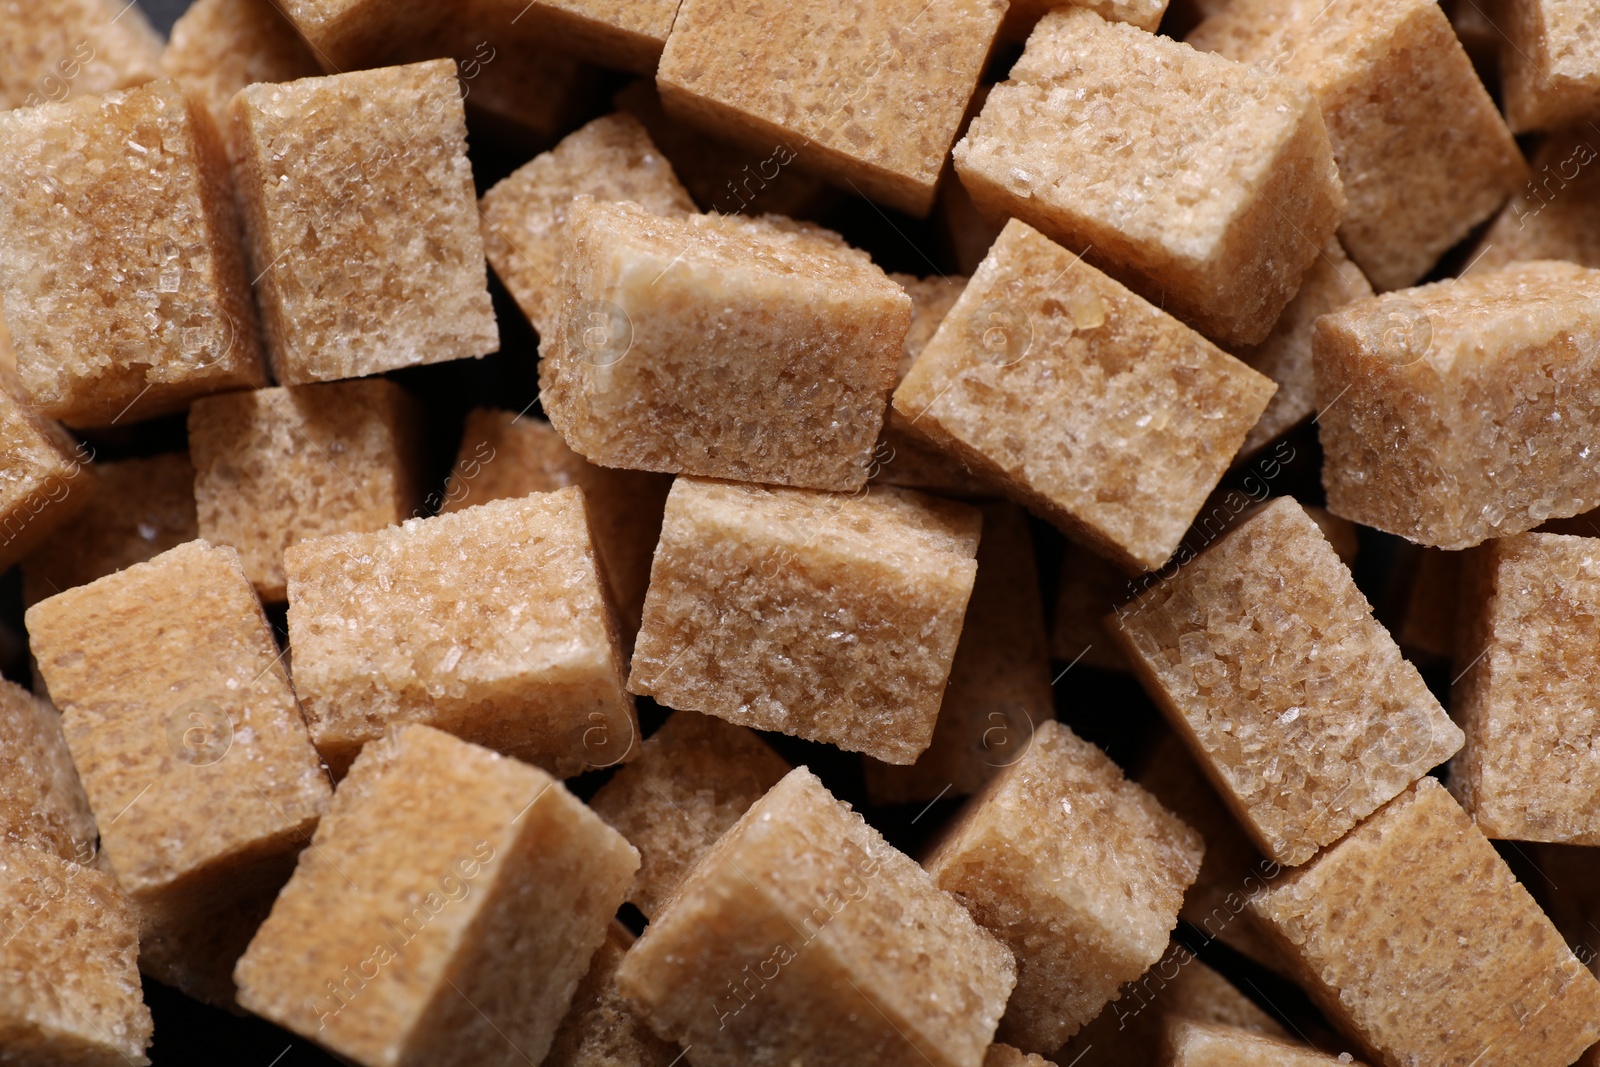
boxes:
[1466,129,1600,276]
[0,678,96,864]
[160,0,321,136]
[1163,1019,1361,1066]
[1500,0,1600,132]
[0,0,163,110]
[543,921,684,1067]
[476,0,681,75]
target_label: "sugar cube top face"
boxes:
[616,766,1017,1067]
[1252,778,1600,1066]
[276,0,446,70]
[1315,261,1600,549]
[160,0,322,135]
[0,379,94,572]
[1450,532,1600,844]
[541,198,911,492]
[0,846,153,1066]
[480,113,695,341]
[657,0,1007,216]
[1111,498,1461,866]
[953,9,1344,348]
[893,219,1276,574]
[1502,0,1600,131]
[230,59,499,385]
[630,477,981,764]
[285,488,638,777]
[1468,129,1600,275]
[1164,1019,1361,1066]
[0,678,96,865]
[235,724,640,1067]
[480,0,682,74]
[0,0,163,110]
[1187,0,1525,290]
[925,720,1204,1052]
[0,78,267,428]
[189,380,421,603]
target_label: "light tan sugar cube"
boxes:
[657,0,1006,216]
[189,380,422,603]
[953,10,1343,347]
[480,113,694,341]
[26,540,333,1005]
[0,679,95,865]
[546,922,683,1067]
[285,488,638,777]
[1109,498,1461,867]
[1252,778,1600,1066]
[589,710,789,918]
[926,720,1203,1053]
[1163,1020,1361,1067]
[442,20,602,147]
[478,0,681,74]
[864,502,1053,804]
[0,845,152,1066]
[893,219,1276,574]
[1003,0,1167,35]
[160,0,321,136]
[1467,129,1600,274]
[0,0,162,110]
[629,478,980,764]
[1449,532,1600,844]
[0,79,267,428]
[21,453,196,608]
[544,198,909,492]
[230,60,498,385]
[1315,261,1600,548]
[1235,243,1372,460]
[984,1045,1051,1066]
[235,724,640,1067]
[1051,542,1133,672]
[1188,0,1525,291]
[276,0,445,70]
[0,380,93,572]
[1502,0,1600,131]
[616,766,1017,1067]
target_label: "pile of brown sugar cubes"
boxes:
[7,0,1600,1063]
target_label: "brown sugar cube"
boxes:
[984,1045,1050,1067]
[285,488,638,777]
[21,452,196,609]
[229,60,498,385]
[435,18,603,147]
[1251,777,1600,1066]
[0,845,153,1066]
[480,113,694,341]
[1109,498,1461,866]
[925,720,1203,1053]
[0,78,267,428]
[26,540,333,1005]
[1467,129,1600,274]
[0,380,93,572]
[542,197,911,492]
[160,0,320,137]
[656,0,1006,216]
[589,710,789,918]
[479,0,681,74]
[1188,0,1525,291]
[1501,0,1600,131]
[1449,532,1600,844]
[545,922,683,1067]
[0,0,163,110]
[1315,261,1600,549]
[275,0,446,70]
[235,724,640,1067]
[893,219,1276,574]
[1003,0,1168,35]
[189,380,422,603]
[1052,541,1134,672]
[864,502,1053,804]
[1234,243,1372,460]
[1163,1020,1361,1067]
[629,477,980,764]
[616,766,1017,1067]
[0,678,95,865]
[953,10,1344,347]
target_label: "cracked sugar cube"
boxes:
[616,766,1017,1067]
[1467,128,1600,275]
[1449,532,1600,844]
[1251,778,1600,1066]
[21,452,196,608]
[285,488,638,777]
[1315,261,1600,549]
[892,219,1275,574]
[480,113,694,342]
[926,720,1203,1054]
[1164,1020,1361,1066]
[953,9,1343,347]
[0,78,267,428]
[0,845,153,1066]
[542,197,909,492]
[0,0,163,110]
[1109,498,1461,867]
[864,502,1053,805]
[1501,0,1600,131]
[26,540,333,1005]
[1188,0,1524,290]
[479,0,681,74]
[160,0,320,137]
[657,0,1006,216]
[629,477,980,764]
[0,678,96,865]
[0,376,93,572]
[235,724,639,1067]
[189,380,422,604]
[589,710,790,918]
[229,59,498,385]
[546,922,683,1067]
